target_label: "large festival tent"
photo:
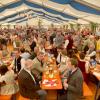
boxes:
[0,0,100,26]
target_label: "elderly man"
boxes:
[18,59,47,100]
[59,58,83,100]
[32,52,45,80]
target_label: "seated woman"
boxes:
[78,52,90,83]
[86,44,96,60]
[86,44,97,68]
[0,65,19,99]
[57,50,69,74]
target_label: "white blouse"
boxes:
[0,70,19,95]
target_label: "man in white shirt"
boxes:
[18,59,47,100]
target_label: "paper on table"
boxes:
[44,83,57,87]
[42,79,49,84]
[42,79,58,86]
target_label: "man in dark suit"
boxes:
[59,57,83,100]
[18,59,47,100]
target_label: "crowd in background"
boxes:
[0,26,100,100]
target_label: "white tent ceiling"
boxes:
[0,0,100,25]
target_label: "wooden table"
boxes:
[90,65,100,100]
[41,57,62,100]
[1,57,13,66]
[92,65,100,80]
[42,69,62,90]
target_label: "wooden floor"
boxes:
[85,82,100,100]
[84,82,96,100]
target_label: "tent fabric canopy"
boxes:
[0,0,100,24]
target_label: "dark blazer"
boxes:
[67,68,84,100]
[14,56,21,73]
[18,69,40,99]
[59,68,83,100]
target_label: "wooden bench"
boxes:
[18,94,39,100]
[0,95,12,100]
[18,95,30,100]
[83,82,93,97]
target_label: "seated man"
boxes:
[18,59,47,100]
[57,49,68,73]
[32,52,45,80]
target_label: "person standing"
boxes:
[59,58,83,100]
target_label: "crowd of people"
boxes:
[0,26,100,100]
